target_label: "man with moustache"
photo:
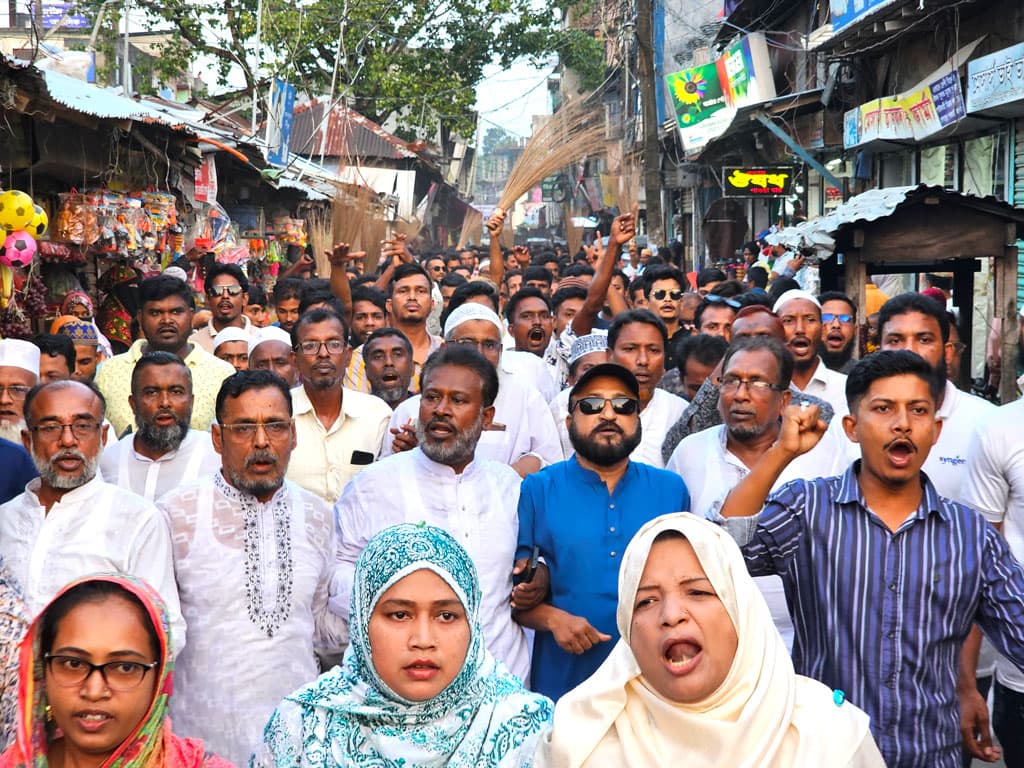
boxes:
[819,291,858,373]
[0,339,39,444]
[506,287,554,359]
[287,308,392,503]
[158,371,345,764]
[0,378,184,647]
[333,345,532,680]
[362,327,415,409]
[775,289,848,416]
[248,326,299,387]
[100,352,218,501]
[190,263,256,353]
[514,363,690,701]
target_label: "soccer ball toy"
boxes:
[0,191,35,233]
[27,205,47,238]
[0,231,37,268]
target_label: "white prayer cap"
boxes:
[213,326,250,352]
[772,289,822,314]
[163,266,188,282]
[0,338,40,377]
[248,325,293,355]
[569,332,608,366]
[443,303,504,339]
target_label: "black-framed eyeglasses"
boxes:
[822,312,853,324]
[651,289,684,301]
[30,421,102,440]
[704,294,742,309]
[0,384,31,401]
[218,420,293,439]
[296,339,347,356]
[206,284,245,298]
[449,337,502,353]
[570,396,640,415]
[44,654,159,691]
[718,376,783,395]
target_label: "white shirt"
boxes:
[793,358,848,418]
[158,472,343,766]
[332,448,530,680]
[287,386,392,502]
[923,380,995,501]
[0,475,185,650]
[549,387,688,469]
[382,364,563,468]
[189,315,256,354]
[669,424,855,649]
[963,398,1024,691]
[502,349,558,402]
[99,430,219,502]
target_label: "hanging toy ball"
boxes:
[0,190,35,233]
[27,205,48,238]
[0,231,37,268]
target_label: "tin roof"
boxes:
[291,99,418,161]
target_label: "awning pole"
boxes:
[753,113,844,192]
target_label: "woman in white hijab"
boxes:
[537,513,884,768]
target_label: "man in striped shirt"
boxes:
[718,350,1024,768]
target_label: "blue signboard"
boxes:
[41,1,90,30]
[830,0,898,33]
[266,79,296,167]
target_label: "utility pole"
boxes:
[635,0,664,247]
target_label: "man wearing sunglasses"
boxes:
[641,266,688,369]
[514,362,690,702]
[191,263,256,354]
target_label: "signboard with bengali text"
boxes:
[722,167,796,197]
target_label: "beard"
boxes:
[136,413,190,454]
[819,341,854,370]
[32,447,99,490]
[416,413,483,467]
[569,419,643,466]
[726,419,775,442]
[225,450,285,498]
[370,382,408,407]
[0,418,25,444]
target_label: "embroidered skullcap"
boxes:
[443,303,504,340]
[56,319,99,345]
[569,332,608,366]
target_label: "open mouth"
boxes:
[528,327,546,343]
[789,337,811,354]
[74,710,113,732]
[381,370,400,384]
[404,660,440,680]
[427,419,454,438]
[663,639,702,674]
[885,438,916,467]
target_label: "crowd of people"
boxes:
[0,207,1022,767]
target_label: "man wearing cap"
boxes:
[248,326,298,387]
[100,351,218,501]
[334,345,531,680]
[381,303,562,476]
[54,318,102,381]
[514,362,690,701]
[549,332,609,458]
[212,326,250,372]
[775,288,848,417]
[0,338,40,445]
[190,263,256,354]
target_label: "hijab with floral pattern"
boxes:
[0,574,234,768]
[252,523,553,768]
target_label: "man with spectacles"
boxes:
[667,336,852,647]
[514,362,690,701]
[0,339,40,503]
[0,378,184,651]
[190,263,256,354]
[100,351,218,501]
[95,275,234,435]
[382,303,561,477]
[287,308,392,502]
[775,289,849,418]
[157,370,345,764]
[819,291,858,374]
[642,266,688,370]
[334,344,532,681]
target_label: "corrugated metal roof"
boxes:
[41,67,174,123]
[291,99,418,161]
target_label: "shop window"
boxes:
[880,152,914,187]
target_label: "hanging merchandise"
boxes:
[271,216,307,247]
[0,190,36,233]
[0,231,38,268]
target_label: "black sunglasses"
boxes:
[570,396,640,415]
[651,289,684,301]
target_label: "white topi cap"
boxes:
[248,325,293,355]
[0,338,40,377]
[213,326,250,352]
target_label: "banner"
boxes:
[194,155,218,203]
[829,0,898,34]
[966,42,1024,113]
[844,71,965,148]
[265,79,297,167]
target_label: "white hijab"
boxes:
[537,513,879,768]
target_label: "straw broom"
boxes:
[457,207,483,250]
[496,93,606,219]
[618,154,641,214]
[563,203,583,259]
[306,206,333,277]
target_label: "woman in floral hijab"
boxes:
[253,523,552,767]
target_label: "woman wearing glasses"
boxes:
[0,574,234,768]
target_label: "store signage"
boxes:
[830,0,898,34]
[194,155,218,203]
[665,33,776,154]
[722,167,796,197]
[541,175,569,203]
[967,42,1024,113]
[266,79,297,167]
[41,1,90,29]
[844,70,965,148]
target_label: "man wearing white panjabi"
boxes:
[0,338,39,444]
[157,370,345,765]
[333,344,531,681]
[381,303,562,477]
[100,351,218,501]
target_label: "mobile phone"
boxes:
[513,546,540,585]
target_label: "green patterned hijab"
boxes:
[254,523,552,767]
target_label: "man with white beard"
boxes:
[0,339,38,444]
[100,351,219,501]
[0,378,184,649]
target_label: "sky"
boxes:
[474,59,555,142]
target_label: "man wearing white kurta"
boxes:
[0,379,184,649]
[381,304,562,475]
[333,343,530,681]
[158,371,345,766]
[100,351,218,501]
[774,290,849,418]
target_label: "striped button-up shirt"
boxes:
[734,463,1024,768]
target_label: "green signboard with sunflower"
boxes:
[666,63,727,130]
